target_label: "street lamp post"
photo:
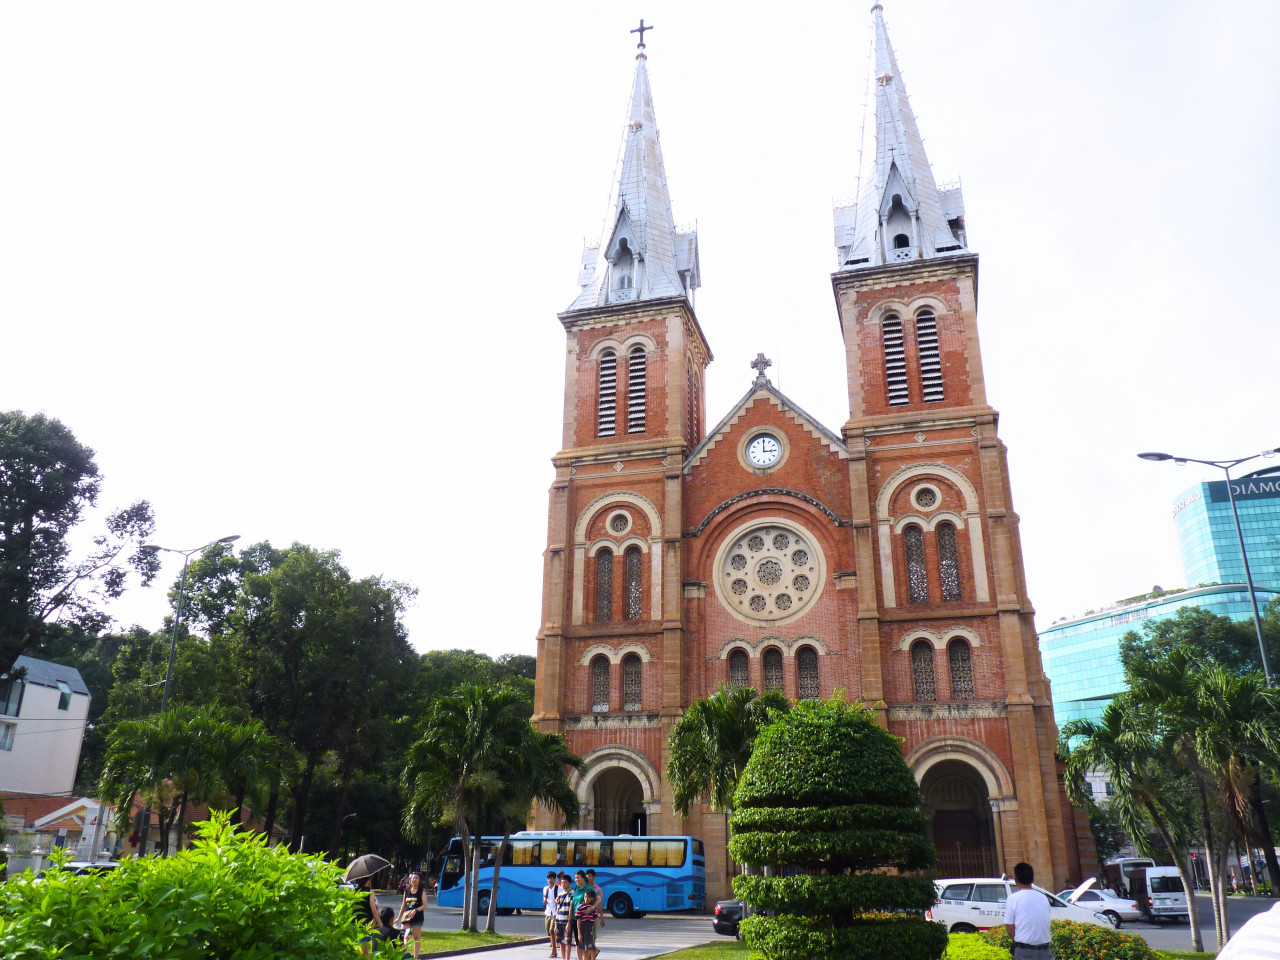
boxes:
[141,535,240,711]
[1138,448,1280,686]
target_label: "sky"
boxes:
[2,1,1277,655]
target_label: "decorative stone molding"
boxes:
[905,735,1015,799]
[564,713,661,731]
[571,744,662,805]
[897,625,984,651]
[686,488,848,538]
[887,701,1005,721]
[578,642,653,666]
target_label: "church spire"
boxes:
[568,24,700,312]
[834,3,967,269]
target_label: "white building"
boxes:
[0,655,91,795]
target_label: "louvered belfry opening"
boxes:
[882,317,909,406]
[916,311,944,402]
[627,346,646,433]
[598,351,617,436]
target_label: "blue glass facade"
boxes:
[1174,469,1280,593]
[1040,585,1279,729]
[1040,467,1280,730]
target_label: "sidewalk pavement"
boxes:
[440,928,719,960]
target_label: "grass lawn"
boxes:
[417,930,526,956]
[1157,953,1217,959]
[651,942,750,959]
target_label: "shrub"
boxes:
[0,812,365,959]
[983,919,1160,960]
[729,696,946,960]
[944,932,1011,959]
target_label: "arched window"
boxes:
[882,317,909,406]
[762,647,784,693]
[937,522,962,602]
[893,233,910,249]
[949,639,974,700]
[591,656,610,712]
[624,546,643,620]
[622,654,642,711]
[904,525,928,603]
[598,351,617,437]
[916,310,943,402]
[911,641,936,701]
[728,649,749,690]
[627,346,647,433]
[616,274,633,290]
[595,549,613,623]
[797,646,820,699]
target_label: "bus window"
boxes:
[553,840,576,866]
[480,842,499,868]
[580,841,600,866]
[597,841,615,867]
[615,840,648,866]
[441,854,463,891]
[692,839,704,857]
[651,840,685,867]
[540,842,559,867]
[511,841,537,866]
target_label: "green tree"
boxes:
[667,684,789,855]
[0,411,159,673]
[729,696,946,960]
[1119,605,1274,679]
[401,683,531,933]
[482,729,582,933]
[1060,701,1204,952]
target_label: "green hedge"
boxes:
[983,920,1160,960]
[741,913,948,960]
[728,827,936,870]
[730,803,928,835]
[733,872,938,914]
[0,813,370,960]
[944,932,1011,959]
[730,698,944,960]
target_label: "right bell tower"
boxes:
[832,4,1092,885]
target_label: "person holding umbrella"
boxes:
[345,854,391,958]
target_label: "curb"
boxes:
[425,936,545,958]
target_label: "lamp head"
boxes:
[216,535,241,544]
[1137,452,1173,462]
[140,544,162,553]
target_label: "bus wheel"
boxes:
[477,891,491,915]
[608,893,633,919]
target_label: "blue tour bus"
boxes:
[436,830,706,919]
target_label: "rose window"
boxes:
[914,487,937,509]
[716,521,823,622]
[610,513,630,533]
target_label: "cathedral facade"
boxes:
[532,7,1095,902]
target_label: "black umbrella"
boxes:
[344,853,391,884]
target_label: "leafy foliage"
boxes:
[729,697,943,960]
[0,813,362,959]
[0,410,159,672]
[983,920,1160,960]
[942,932,1010,959]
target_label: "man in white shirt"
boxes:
[542,871,558,958]
[1216,899,1280,959]
[1004,861,1053,959]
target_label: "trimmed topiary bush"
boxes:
[983,920,1160,960]
[728,696,946,960]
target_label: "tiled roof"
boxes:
[10,656,90,696]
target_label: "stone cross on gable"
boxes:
[751,352,772,382]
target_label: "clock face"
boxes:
[747,434,781,467]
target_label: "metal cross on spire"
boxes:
[750,352,772,383]
[631,19,653,49]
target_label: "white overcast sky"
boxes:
[3,1,1277,655]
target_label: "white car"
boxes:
[930,877,1113,933]
[1056,880,1142,927]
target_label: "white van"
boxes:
[1129,866,1189,922]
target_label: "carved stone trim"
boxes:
[563,713,662,730]
[685,488,849,537]
[887,700,1006,721]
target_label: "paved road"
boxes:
[1116,892,1275,952]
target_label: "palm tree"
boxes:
[483,729,583,933]
[1059,700,1204,953]
[401,683,531,932]
[667,685,788,866]
[207,718,278,830]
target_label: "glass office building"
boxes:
[1040,465,1280,730]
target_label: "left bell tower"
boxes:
[532,23,711,825]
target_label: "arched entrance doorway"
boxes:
[592,766,647,835]
[921,759,997,877]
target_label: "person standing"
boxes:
[554,874,574,960]
[575,889,600,960]
[397,871,426,959]
[352,875,381,958]
[1004,862,1053,959]
[542,871,559,958]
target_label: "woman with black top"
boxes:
[353,876,380,957]
[398,871,426,959]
